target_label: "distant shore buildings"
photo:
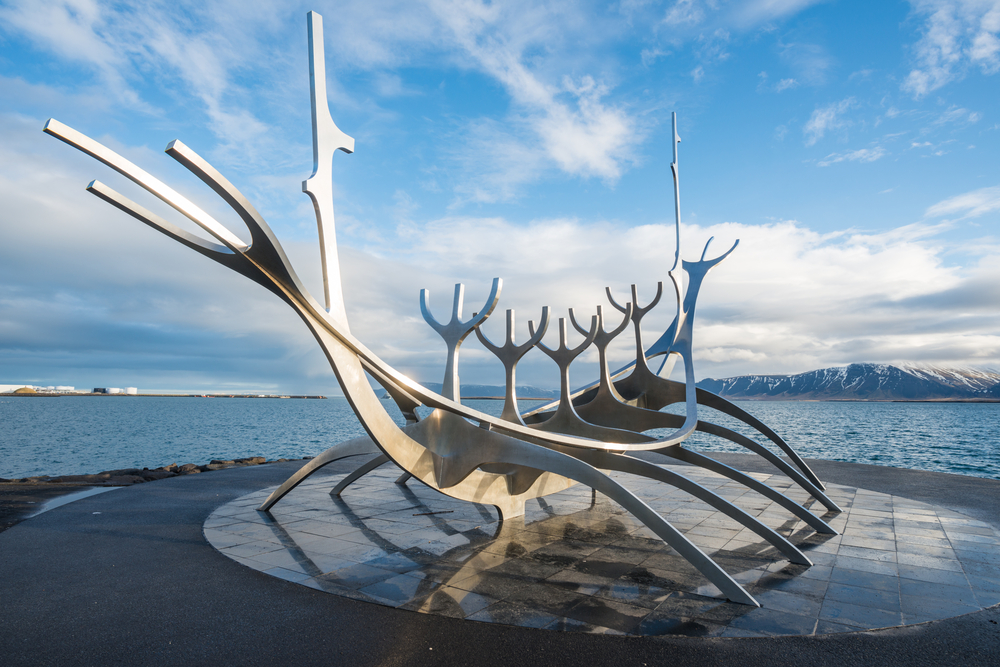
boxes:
[0,384,81,394]
[0,385,137,395]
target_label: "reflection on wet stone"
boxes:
[205,464,1000,637]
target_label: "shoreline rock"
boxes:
[0,455,314,487]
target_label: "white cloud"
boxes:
[0,0,150,112]
[655,0,824,32]
[365,215,1000,381]
[663,0,706,26]
[925,184,1000,219]
[817,146,888,167]
[428,1,640,187]
[933,104,981,125]
[803,98,856,146]
[774,77,799,92]
[903,0,1000,97]
[730,0,826,27]
[757,71,799,93]
[778,41,831,85]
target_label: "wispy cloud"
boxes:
[757,71,799,92]
[803,97,856,146]
[778,40,832,85]
[0,0,151,112]
[428,0,640,196]
[902,0,1000,97]
[925,184,1000,219]
[663,0,706,27]
[817,146,888,167]
[933,104,982,125]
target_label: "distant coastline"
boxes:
[5,393,327,399]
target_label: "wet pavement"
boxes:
[206,463,1000,637]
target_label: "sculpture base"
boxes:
[206,463,1000,636]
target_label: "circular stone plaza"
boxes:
[2,453,998,666]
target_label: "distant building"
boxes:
[93,388,108,394]
[126,387,138,395]
[107,388,123,394]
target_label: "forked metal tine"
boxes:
[421,278,502,402]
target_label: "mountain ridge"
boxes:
[696,362,1000,401]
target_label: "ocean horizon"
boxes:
[1,396,997,481]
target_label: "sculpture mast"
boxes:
[303,11,355,329]
[670,111,681,272]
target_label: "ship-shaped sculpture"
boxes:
[44,11,842,607]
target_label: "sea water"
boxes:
[0,397,997,480]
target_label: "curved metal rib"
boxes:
[686,389,826,491]
[567,449,813,564]
[43,119,248,252]
[258,435,379,511]
[688,419,840,511]
[331,453,391,496]
[404,409,759,605]
[659,448,837,534]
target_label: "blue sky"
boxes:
[1,0,999,394]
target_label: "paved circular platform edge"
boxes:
[1,455,997,667]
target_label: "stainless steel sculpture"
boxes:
[45,11,843,607]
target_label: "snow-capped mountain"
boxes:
[696,363,1000,401]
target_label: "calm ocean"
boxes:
[1,397,997,480]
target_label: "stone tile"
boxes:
[544,568,615,597]
[218,540,284,559]
[840,534,896,551]
[838,545,897,563]
[562,595,651,634]
[900,594,980,624]
[899,579,978,606]
[466,601,563,628]
[897,564,970,588]
[638,613,728,637]
[360,572,440,605]
[815,619,861,635]
[962,559,1000,579]
[895,552,964,573]
[832,555,898,577]
[401,586,496,618]
[819,599,902,629]
[449,571,534,600]
[829,567,899,592]
[319,562,397,590]
[261,565,314,583]
[727,607,818,636]
[824,582,900,612]
[756,572,830,600]
[594,577,675,610]
[948,532,1000,546]
[753,588,823,616]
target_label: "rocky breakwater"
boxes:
[1,456,313,487]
